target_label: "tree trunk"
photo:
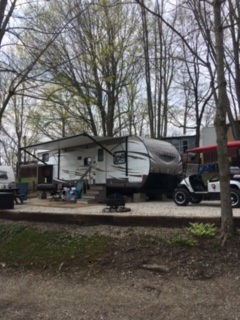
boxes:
[140,1,154,138]
[226,0,240,139]
[213,0,234,237]
[0,0,17,46]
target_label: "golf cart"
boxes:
[173,141,240,208]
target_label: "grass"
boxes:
[0,223,110,270]
[141,234,163,245]
[168,235,196,246]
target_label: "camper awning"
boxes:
[20,132,125,152]
[186,141,240,154]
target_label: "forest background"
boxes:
[1,0,240,167]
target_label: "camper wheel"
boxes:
[173,188,190,206]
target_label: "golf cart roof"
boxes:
[186,141,240,154]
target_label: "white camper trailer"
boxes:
[21,133,182,198]
[0,166,15,189]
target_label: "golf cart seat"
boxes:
[189,174,207,191]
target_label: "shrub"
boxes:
[168,235,196,246]
[186,222,216,238]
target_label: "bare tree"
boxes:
[30,85,88,139]
[135,0,239,238]
[138,0,155,137]
[213,0,234,237]
[153,0,177,138]
[185,0,237,236]
[1,89,42,170]
[0,0,66,127]
[186,0,240,140]
[26,0,141,137]
[172,12,214,146]
[224,0,240,121]
[0,0,17,47]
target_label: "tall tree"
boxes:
[0,0,17,47]
[225,0,240,121]
[27,0,141,137]
[135,0,239,238]
[172,12,214,146]
[139,0,154,137]
[0,0,63,127]
[213,0,234,237]
[153,0,177,138]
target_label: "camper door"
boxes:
[82,147,106,184]
[94,148,107,184]
[105,144,129,183]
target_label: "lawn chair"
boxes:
[75,181,83,198]
[49,184,62,201]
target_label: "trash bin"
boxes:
[16,182,28,200]
[0,193,14,209]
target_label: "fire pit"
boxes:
[103,193,131,213]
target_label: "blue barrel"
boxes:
[16,182,28,200]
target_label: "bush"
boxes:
[186,222,216,238]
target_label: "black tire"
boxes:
[190,194,203,204]
[173,188,190,206]
[230,188,240,208]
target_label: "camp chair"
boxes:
[49,184,62,201]
[74,181,83,198]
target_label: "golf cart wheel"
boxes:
[173,188,190,206]
[190,194,202,204]
[230,188,240,208]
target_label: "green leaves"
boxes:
[168,235,196,246]
[186,223,217,238]
[167,223,217,246]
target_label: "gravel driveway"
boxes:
[11,198,240,218]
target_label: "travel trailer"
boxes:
[0,166,15,189]
[20,133,182,198]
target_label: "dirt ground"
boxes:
[1,221,240,320]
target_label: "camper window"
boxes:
[113,151,126,164]
[42,153,49,162]
[0,172,7,180]
[84,157,92,166]
[98,149,104,162]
